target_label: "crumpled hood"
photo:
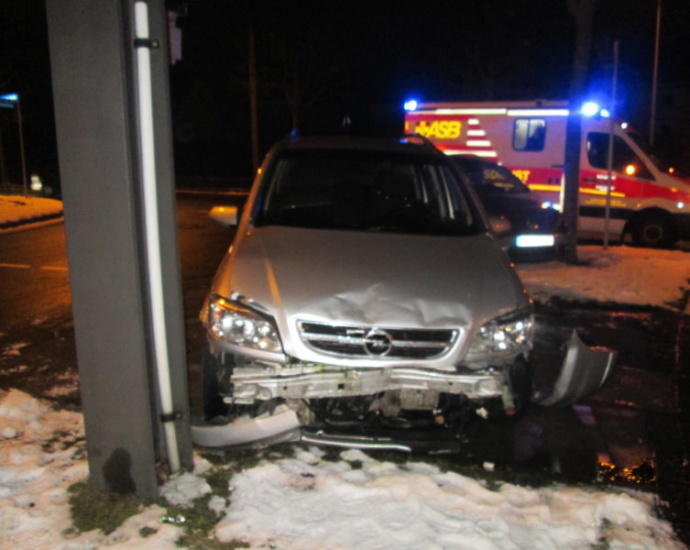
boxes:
[212,226,528,360]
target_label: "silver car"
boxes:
[193,136,614,451]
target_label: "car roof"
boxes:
[273,135,445,158]
[450,155,498,169]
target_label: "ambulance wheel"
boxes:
[631,213,676,249]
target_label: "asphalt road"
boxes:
[0,192,241,410]
[0,222,71,329]
[1,192,689,544]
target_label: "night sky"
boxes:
[1,0,689,183]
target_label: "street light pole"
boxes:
[16,97,28,198]
[650,0,661,147]
[0,93,28,197]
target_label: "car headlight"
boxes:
[515,234,555,248]
[205,295,282,353]
[468,307,534,356]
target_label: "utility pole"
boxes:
[47,0,193,498]
[650,0,661,147]
[562,0,596,264]
[249,25,260,173]
[0,94,28,197]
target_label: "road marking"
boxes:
[0,263,31,269]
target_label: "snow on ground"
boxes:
[0,389,686,550]
[517,245,690,312]
[0,195,63,227]
[213,448,685,550]
[1,196,689,548]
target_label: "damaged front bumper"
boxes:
[191,330,617,451]
[230,365,504,402]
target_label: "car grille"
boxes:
[298,321,458,359]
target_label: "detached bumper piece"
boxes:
[191,407,464,453]
[192,420,463,453]
[301,427,463,453]
[191,408,301,449]
[535,330,617,407]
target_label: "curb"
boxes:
[0,212,64,231]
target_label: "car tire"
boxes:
[201,341,229,421]
[507,357,533,418]
[631,213,676,249]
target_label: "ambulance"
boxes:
[404,100,690,248]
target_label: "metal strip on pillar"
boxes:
[133,0,181,473]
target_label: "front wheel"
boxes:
[631,213,676,248]
[506,357,533,418]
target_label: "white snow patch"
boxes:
[0,196,62,226]
[213,451,685,550]
[517,245,690,311]
[0,389,686,549]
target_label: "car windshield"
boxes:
[254,149,483,236]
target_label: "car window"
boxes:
[454,159,529,194]
[255,149,482,236]
[513,119,546,151]
[478,164,530,193]
[587,132,654,180]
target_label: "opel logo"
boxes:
[363,329,394,356]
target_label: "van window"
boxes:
[513,119,546,151]
[586,132,654,180]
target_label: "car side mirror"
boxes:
[489,216,512,236]
[209,205,239,227]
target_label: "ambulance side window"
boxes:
[513,119,546,151]
[586,132,654,180]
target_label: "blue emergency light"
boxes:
[0,93,19,109]
[580,101,611,118]
[403,99,418,112]
[580,101,600,117]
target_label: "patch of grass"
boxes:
[315,445,343,463]
[41,431,85,453]
[165,496,218,544]
[200,448,263,471]
[364,449,410,465]
[590,517,612,549]
[139,526,158,538]
[71,445,87,461]
[205,468,234,499]
[263,442,297,460]
[162,494,250,550]
[68,482,144,535]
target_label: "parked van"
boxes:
[404,100,690,247]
